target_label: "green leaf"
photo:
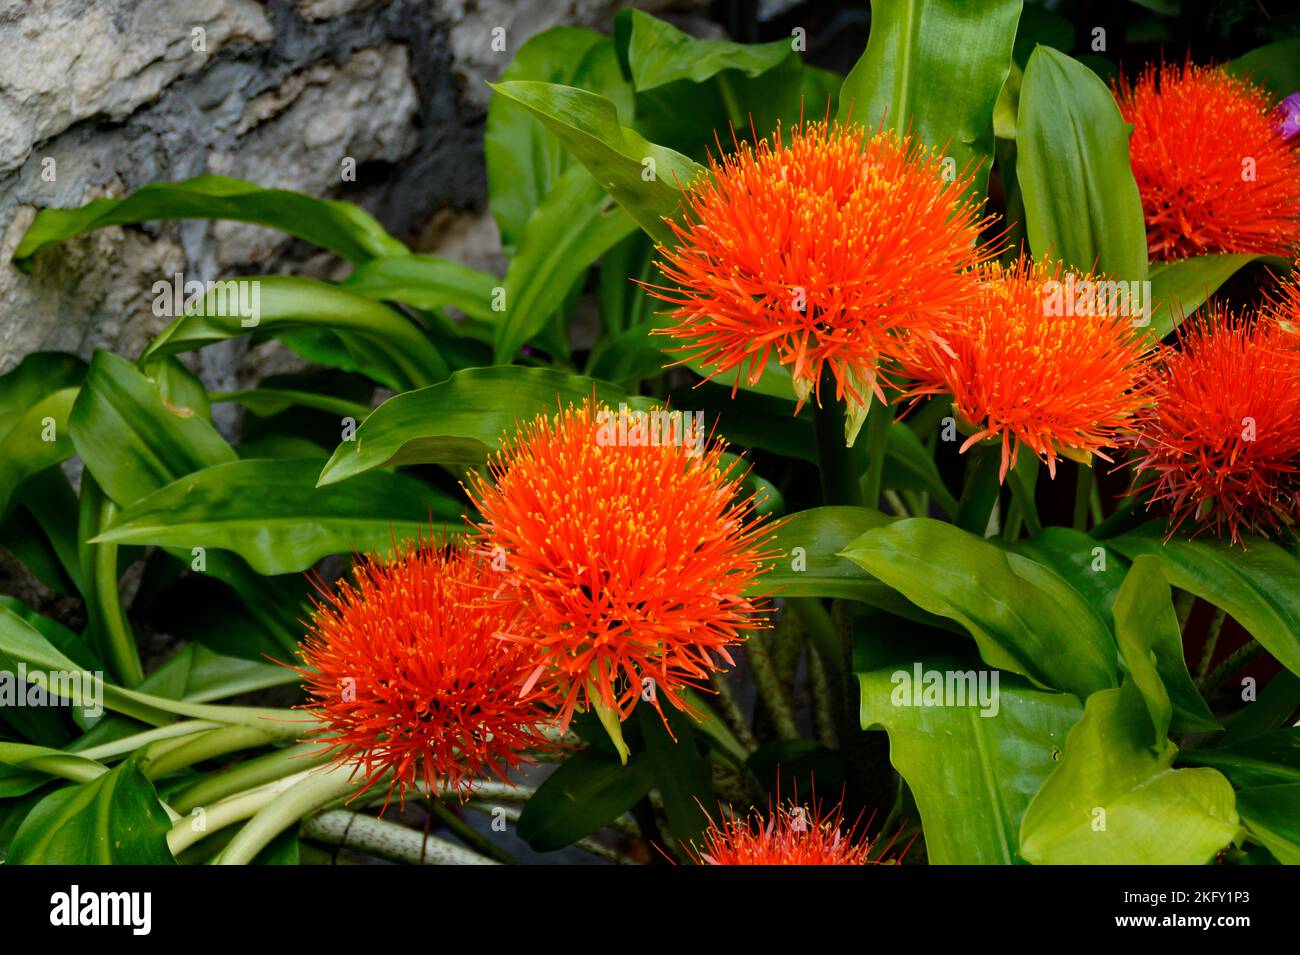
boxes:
[94,458,463,576]
[1112,555,1219,742]
[7,757,174,864]
[489,80,704,247]
[1179,730,1300,789]
[1016,46,1148,282]
[341,255,501,324]
[517,746,654,852]
[637,706,711,848]
[70,351,236,507]
[1019,682,1239,865]
[495,165,637,362]
[12,175,404,271]
[1109,525,1300,679]
[837,0,1022,196]
[616,9,791,92]
[487,28,632,251]
[318,366,635,485]
[140,276,448,391]
[841,517,1117,698]
[210,388,371,422]
[0,353,86,516]
[1008,526,1128,629]
[1226,39,1300,99]
[136,643,299,704]
[859,649,1082,864]
[1235,785,1300,864]
[1147,254,1290,339]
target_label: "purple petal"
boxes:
[1276,92,1300,141]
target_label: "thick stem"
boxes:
[215,764,361,864]
[744,632,800,740]
[427,799,519,865]
[167,769,316,857]
[144,725,280,780]
[1202,640,1264,699]
[301,810,498,865]
[1195,608,1229,686]
[812,371,864,508]
[171,742,331,815]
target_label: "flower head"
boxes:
[464,399,774,730]
[1114,61,1300,261]
[903,258,1156,481]
[649,120,994,425]
[296,540,557,806]
[685,794,895,866]
[1129,312,1300,543]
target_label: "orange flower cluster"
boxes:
[465,399,775,730]
[686,795,901,866]
[1115,61,1300,261]
[650,120,995,421]
[903,259,1156,481]
[296,542,557,806]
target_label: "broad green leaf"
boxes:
[516,746,655,852]
[487,28,632,250]
[1009,526,1128,629]
[1179,730,1300,789]
[489,80,704,247]
[1227,39,1300,98]
[140,276,448,390]
[70,351,236,508]
[1147,254,1290,339]
[0,353,86,516]
[12,175,404,270]
[1222,671,1300,747]
[210,388,371,422]
[1110,525,1300,679]
[861,652,1082,864]
[616,9,791,92]
[1017,46,1148,282]
[341,254,500,324]
[135,643,299,704]
[1019,683,1239,865]
[317,366,634,485]
[1235,785,1300,864]
[7,757,174,864]
[637,706,711,848]
[94,458,463,575]
[837,0,1022,196]
[1112,555,1219,743]
[495,165,637,362]
[841,517,1117,698]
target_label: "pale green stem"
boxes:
[167,769,315,857]
[171,742,332,815]
[215,764,362,864]
[77,720,224,762]
[1196,608,1229,686]
[145,725,281,780]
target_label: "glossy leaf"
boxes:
[318,366,635,484]
[140,276,447,391]
[616,8,790,92]
[341,255,501,323]
[517,746,654,852]
[841,517,1117,698]
[1110,525,1300,679]
[1147,254,1289,339]
[1226,39,1300,98]
[837,0,1022,196]
[7,757,174,864]
[495,165,636,362]
[1178,729,1300,789]
[489,80,704,247]
[1016,46,1148,282]
[860,650,1082,864]
[1234,785,1300,864]
[94,458,463,575]
[1019,683,1239,865]
[0,353,86,516]
[12,175,404,270]
[1112,555,1219,742]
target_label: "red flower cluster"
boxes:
[1115,61,1300,261]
